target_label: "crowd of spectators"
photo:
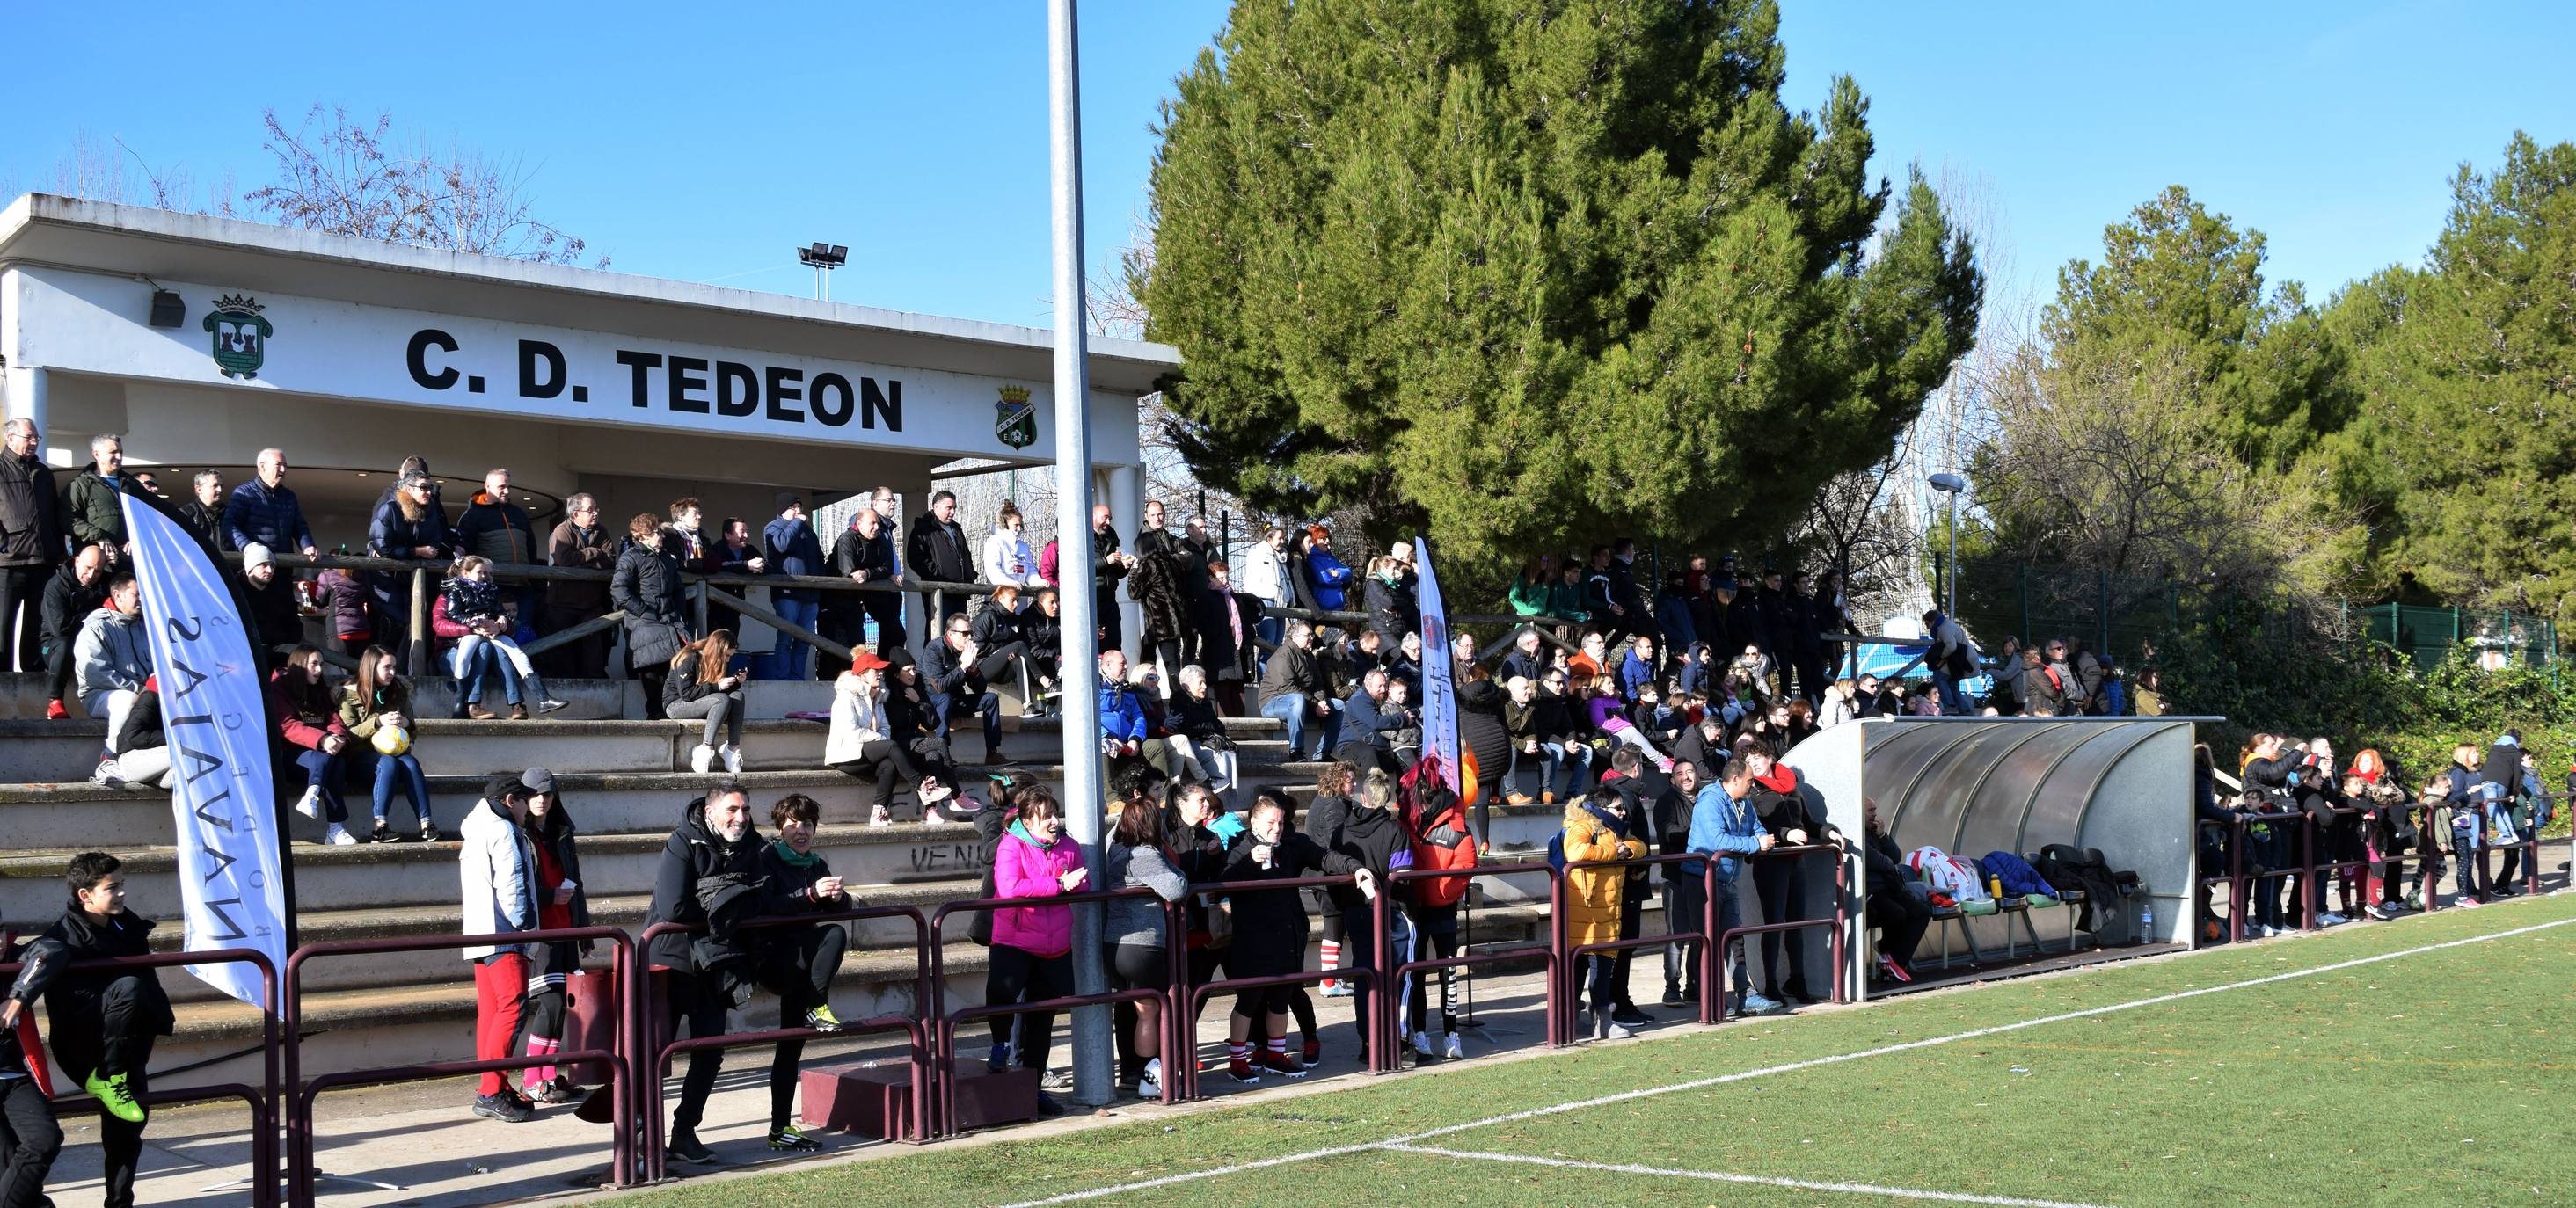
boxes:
[2204,729,2559,939]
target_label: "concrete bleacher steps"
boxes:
[0,705,1574,1099]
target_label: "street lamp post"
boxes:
[1929,472,1967,618]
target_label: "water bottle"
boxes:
[2137,899,2155,944]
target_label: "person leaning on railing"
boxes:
[1103,771,1190,1101]
[612,514,690,718]
[4,852,174,1208]
[750,793,850,1153]
[1687,740,1780,1016]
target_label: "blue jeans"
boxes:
[763,595,821,680]
[1340,904,1415,1044]
[933,689,1002,754]
[1933,668,1967,714]
[452,637,523,708]
[1261,694,1341,760]
[1711,877,1749,999]
[296,747,347,824]
[371,750,431,828]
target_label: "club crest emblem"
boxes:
[202,295,274,380]
[996,385,1038,450]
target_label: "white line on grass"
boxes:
[1382,1144,2119,1208]
[994,913,2573,1208]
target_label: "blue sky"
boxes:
[7,2,2568,333]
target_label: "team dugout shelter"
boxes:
[0,193,1176,555]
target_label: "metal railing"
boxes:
[282,926,634,1199]
[1173,873,1388,1101]
[926,887,1181,1133]
[1386,863,1564,1047]
[0,945,281,1208]
[637,904,932,1177]
[1710,843,1850,1022]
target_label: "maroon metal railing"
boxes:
[1171,872,1384,1101]
[0,945,280,1208]
[1709,843,1849,1022]
[927,887,1179,1134]
[1556,852,1706,1042]
[1385,862,1563,1050]
[282,926,632,1201]
[636,905,931,1178]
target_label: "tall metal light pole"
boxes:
[796,242,847,301]
[1930,473,1967,618]
[1047,0,1113,1110]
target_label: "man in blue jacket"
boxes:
[223,448,318,557]
[1096,648,1151,757]
[1332,667,1412,775]
[1687,739,1780,1015]
[761,495,827,680]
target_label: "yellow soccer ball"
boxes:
[372,724,412,758]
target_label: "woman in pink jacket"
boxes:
[985,786,1085,1117]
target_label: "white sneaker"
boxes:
[690,745,715,775]
[325,824,358,846]
[868,806,893,827]
[1411,1030,1435,1058]
[295,784,325,819]
[1137,1058,1162,1100]
[1600,1013,1637,1040]
[721,745,743,774]
[2317,912,2348,927]
[1441,1032,1464,1060]
[537,698,569,714]
[91,756,122,786]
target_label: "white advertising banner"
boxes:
[120,490,288,1006]
[1413,538,1461,795]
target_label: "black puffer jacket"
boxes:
[643,797,798,974]
[613,542,689,667]
[6,903,174,1046]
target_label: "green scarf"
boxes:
[770,840,818,869]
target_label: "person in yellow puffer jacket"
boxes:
[1560,789,1646,1039]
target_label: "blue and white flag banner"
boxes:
[120,490,287,1006]
[1413,538,1462,795]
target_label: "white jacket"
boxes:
[1906,845,1991,902]
[1239,538,1288,605]
[982,529,1043,589]
[458,798,539,960]
[826,671,891,766]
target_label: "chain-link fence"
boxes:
[2361,603,2559,673]
[1941,561,2561,674]
[1948,559,2182,663]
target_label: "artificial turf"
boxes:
[613,893,2576,1208]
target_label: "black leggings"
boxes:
[985,944,1073,1070]
[515,941,581,1052]
[1106,942,1166,1080]
[762,925,847,1130]
[1751,855,1810,995]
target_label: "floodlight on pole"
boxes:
[796,242,849,302]
[1929,472,1967,617]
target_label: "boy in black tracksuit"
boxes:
[7,852,172,1208]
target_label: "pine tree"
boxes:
[2335,133,2576,609]
[1134,0,1981,574]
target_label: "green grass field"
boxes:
[622,893,2576,1208]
